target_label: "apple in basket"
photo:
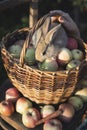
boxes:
[16,97,33,114]
[57,47,73,66]
[0,100,15,116]
[75,87,87,102]
[66,59,81,70]
[67,37,78,50]
[43,119,63,130]
[24,47,36,66]
[68,96,84,111]
[14,40,24,47]
[5,87,21,103]
[71,49,84,61]
[8,44,22,58]
[58,103,75,122]
[22,107,41,128]
[41,105,55,118]
[38,57,58,71]
[79,77,87,86]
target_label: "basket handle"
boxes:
[35,109,63,126]
[19,12,61,65]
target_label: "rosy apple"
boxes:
[0,100,14,116]
[57,47,73,66]
[66,60,81,70]
[22,108,41,128]
[41,105,55,118]
[38,57,58,71]
[75,88,87,102]
[16,97,33,114]
[43,119,63,130]
[68,96,84,111]
[58,103,75,122]
[67,37,78,50]
[71,49,84,61]
[5,87,21,103]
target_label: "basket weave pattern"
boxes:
[1,14,87,104]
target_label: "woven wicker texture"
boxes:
[1,12,87,104]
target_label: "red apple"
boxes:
[16,97,33,114]
[43,119,63,130]
[22,108,41,128]
[41,105,55,118]
[0,100,15,116]
[67,37,78,50]
[5,87,21,103]
[58,103,75,122]
[57,48,73,66]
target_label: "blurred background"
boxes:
[0,0,87,85]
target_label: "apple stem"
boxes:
[35,109,62,126]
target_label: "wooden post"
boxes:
[29,0,39,28]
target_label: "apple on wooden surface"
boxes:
[57,47,73,66]
[43,119,63,130]
[41,105,55,118]
[71,49,84,61]
[5,87,21,103]
[68,96,84,111]
[75,87,87,102]
[16,97,33,114]
[0,100,15,116]
[58,103,75,122]
[22,108,41,128]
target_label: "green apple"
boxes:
[66,60,81,70]
[25,47,36,66]
[71,49,84,61]
[8,44,22,58]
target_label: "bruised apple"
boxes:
[5,87,21,103]
[22,108,41,128]
[0,100,14,116]
[16,97,33,114]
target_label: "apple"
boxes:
[67,37,78,50]
[58,103,75,122]
[0,100,14,116]
[5,87,21,103]
[14,40,24,47]
[57,47,73,66]
[22,108,41,128]
[41,105,55,118]
[79,78,87,87]
[71,49,84,61]
[38,57,58,71]
[75,87,87,102]
[8,44,22,58]
[68,96,84,111]
[24,47,36,66]
[43,119,63,130]
[66,60,81,70]
[16,97,33,114]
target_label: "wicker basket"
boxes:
[1,12,87,104]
